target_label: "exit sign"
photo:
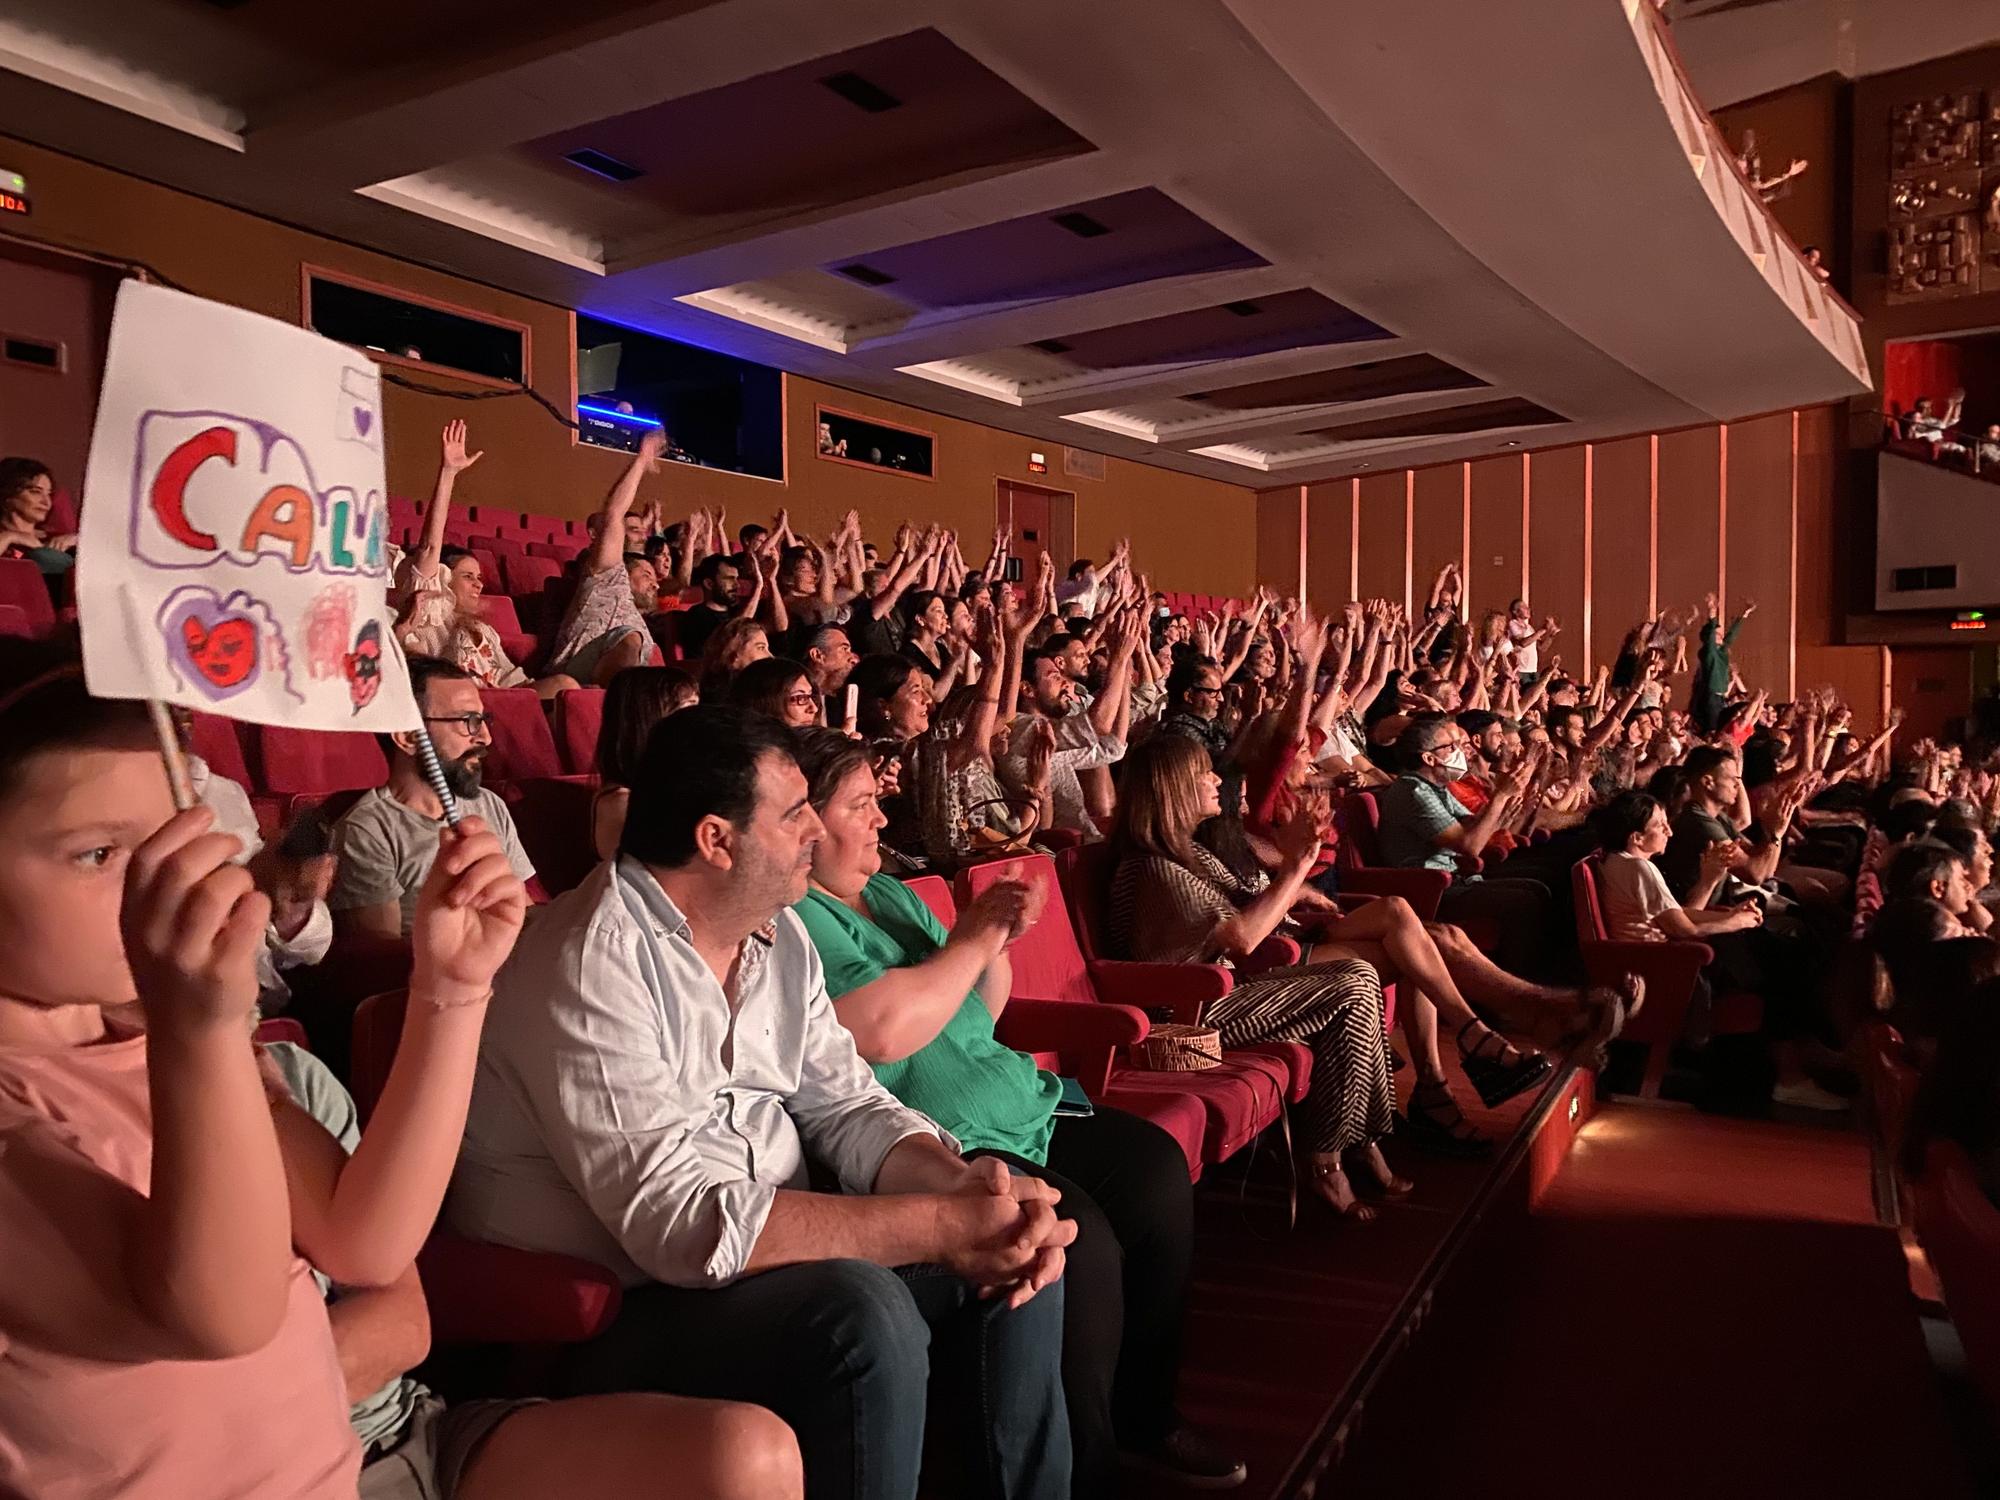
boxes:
[0,169,26,217]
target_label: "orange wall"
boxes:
[1258,408,1889,730]
[0,133,1257,597]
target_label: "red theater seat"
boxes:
[0,558,55,638]
[1915,1141,2000,1420]
[0,603,36,638]
[351,990,621,1347]
[509,556,564,601]
[479,595,537,666]
[507,774,599,896]
[954,853,1289,1178]
[1058,841,1315,1100]
[1570,853,1761,1098]
[478,687,563,784]
[257,726,388,799]
[552,687,605,774]
[188,712,254,790]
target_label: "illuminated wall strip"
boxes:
[1349,478,1360,602]
[1647,434,1659,617]
[1582,444,1594,673]
[1403,470,1415,616]
[1788,410,1799,699]
[1296,484,1309,604]
[1717,424,1729,605]
[1460,461,1473,619]
[1519,451,1531,603]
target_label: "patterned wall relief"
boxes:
[1888,90,1992,302]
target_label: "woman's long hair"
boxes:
[1109,733,1209,868]
[696,618,769,703]
[597,665,697,787]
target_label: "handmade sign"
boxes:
[77,280,417,731]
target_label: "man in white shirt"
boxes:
[450,707,1073,1500]
[329,657,535,939]
[1504,598,1557,686]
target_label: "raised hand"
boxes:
[410,818,528,1006]
[122,807,268,1032]
[439,418,484,474]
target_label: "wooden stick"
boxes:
[146,700,196,812]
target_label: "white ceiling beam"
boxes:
[247,0,922,190]
[1018,335,1417,414]
[1146,383,1510,451]
[611,150,1146,288]
[0,20,243,150]
[842,264,1303,367]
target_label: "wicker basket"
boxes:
[1131,1023,1223,1072]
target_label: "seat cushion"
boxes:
[1104,1051,1287,1164]
[1093,1085,1210,1182]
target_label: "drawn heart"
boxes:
[181,614,258,690]
[353,407,373,437]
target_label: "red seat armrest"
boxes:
[1579,937,1712,994]
[1239,933,1303,974]
[1086,960,1233,1024]
[996,999,1149,1096]
[1338,866,1451,921]
[416,1232,623,1345]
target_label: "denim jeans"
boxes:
[555,1258,1070,1500]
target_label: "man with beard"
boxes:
[329,655,536,938]
[451,707,1074,1500]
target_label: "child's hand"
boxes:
[123,808,267,1032]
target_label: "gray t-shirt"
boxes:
[330,787,535,934]
[261,1042,426,1454]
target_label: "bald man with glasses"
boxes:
[1374,714,1552,976]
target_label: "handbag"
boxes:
[1130,1022,1223,1072]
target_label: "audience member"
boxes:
[330,657,535,939]
[592,664,698,861]
[789,728,1246,1491]
[544,432,664,686]
[450,708,1074,1500]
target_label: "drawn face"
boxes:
[163,590,264,701]
[345,620,382,711]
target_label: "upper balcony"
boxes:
[0,0,1870,483]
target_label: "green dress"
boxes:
[796,874,1061,1165]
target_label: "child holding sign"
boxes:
[0,640,800,1500]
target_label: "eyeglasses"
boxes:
[1186,685,1223,700]
[424,712,493,735]
[784,691,820,707]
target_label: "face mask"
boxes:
[1438,748,1469,777]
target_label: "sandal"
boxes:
[1350,1143,1416,1199]
[1457,1022,1554,1109]
[1303,1155,1377,1221]
[1402,1079,1495,1160]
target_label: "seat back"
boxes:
[253,1015,309,1049]
[478,688,564,784]
[552,687,606,775]
[0,603,35,638]
[189,712,254,790]
[1335,791,1385,869]
[507,774,600,896]
[903,875,957,926]
[510,556,564,600]
[1858,1020,1920,1166]
[257,727,388,796]
[0,557,55,636]
[1057,842,1117,962]
[956,853,1096,1003]
[1571,853,1611,943]
[349,988,407,1125]
[480,595,523,636]
[1915,1141,2000,1418]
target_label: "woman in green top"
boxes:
[789,729,1246,1496]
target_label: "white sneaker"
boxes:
[1772,1078,1849,1112]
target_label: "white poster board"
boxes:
[77,280,418,731]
